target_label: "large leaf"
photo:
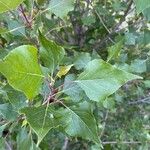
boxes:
[134,0,150,14]
[21,102,100,145]
[75,59,142,102]
[20,106,60,146]
[0,0,23,14]
[0,45,44,99]
[39,32,65,74]
[48,0,75,18]
[60,102,100,144]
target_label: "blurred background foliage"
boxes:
[0,0,150,149]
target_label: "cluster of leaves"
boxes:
[0,0,150,149]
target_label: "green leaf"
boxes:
[0,103,18,121]
[39,32,65,74]
[0,45,44,99]
[125,32,137,45]
[103,98,115,109]
[17,128,40,150]
[130,59,147,73]
[0,27,8,34]
[82,14,96,26]
[57,64,73,78]
[60,102,100,144]
[134,0,150,14]
[107,40,123,62]
[48,0,75,18]
[7,18,25,36]
[74,52,91,70]
[3,85,27,111]
[0,138,5,150]
[76,59,142,102]
[143,80,150,88]
[143,7,150,21]
[63,74,84,102]
[20,106,60,146]
[143,30,150,45]
[36,0,46,5]
[0,0,24,14]
[20,103,100,145]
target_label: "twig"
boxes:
[102,141,141,145]
[114,0,133,32]
[128,96,150,105]
[94,9,115,44]
[61,137,69,150]
[45,25,70,36]
[100,111,109,138]
[94,9,111,34]
[5,141,12,150]
[19,4,31,27]
[93,0,133,50]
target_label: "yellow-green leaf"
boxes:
[57,65,73,78]
[0,0,24,14]
[0,45,44,99]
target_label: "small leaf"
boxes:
[0,27,8,34]
[76,59,142,102]
[82,14,96,26]
[39,32,65,74]
[48,0,75,18]
[36,0,46,5]
[125,32,137,45]
[0,45,44,99]
[143,80,150,88]
[107,40,123,62]
[20,106,60,145]
[0,0,24,14]
[130,59,147,73]
[57,64,73,78]
[74,52,91,70]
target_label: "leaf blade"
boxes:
[48,0,75,18]
[20,106,60,146]
[0,45,44,99]
[0,0,24,14]
[76,59,142,102]
[39,32,65,75]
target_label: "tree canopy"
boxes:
[0,0,150,149]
